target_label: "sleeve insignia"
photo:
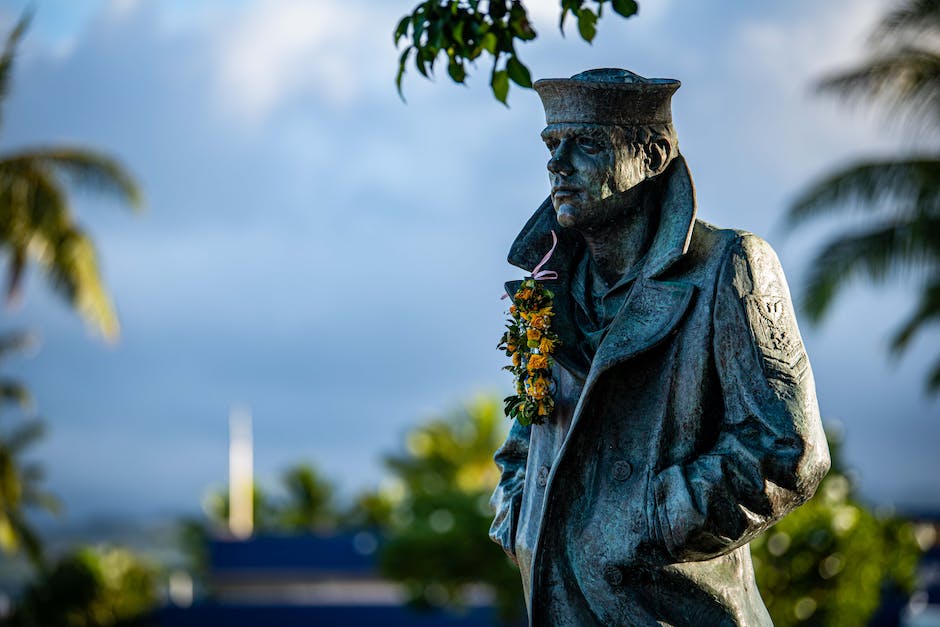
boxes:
[744,294,807,382]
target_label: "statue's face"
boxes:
[541,123,647,230]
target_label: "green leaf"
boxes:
[577,8,598,42]
[453,20,465,45]
[447,58,466,83]
[394,15,410,43]
[559,0,580,33]
[481,31,498,54]
[395,47,412,99]
[488,0,508,20]
[491,69,509,104]
[415,48,431,78]
[506,56,532,88]
[611,0,639,18]
[412,11,427,42]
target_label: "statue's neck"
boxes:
[578,182,660,286]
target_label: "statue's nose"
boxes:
[547,138,574,176]
[547,153,573,176]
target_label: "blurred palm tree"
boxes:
[0,12,141,341]
[785,0,939,392]
[0,331,60,568]
[276,463,338,532]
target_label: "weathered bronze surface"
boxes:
[490,68,831,626]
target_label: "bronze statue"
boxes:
[490,69,831,626]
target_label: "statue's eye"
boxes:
[544,139,560,153]
[577,136,602,154]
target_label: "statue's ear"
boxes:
[645,138,671,176]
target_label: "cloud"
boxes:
[211,0,397,122]
[736,0,884,77]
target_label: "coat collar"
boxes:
[505,155,698,382]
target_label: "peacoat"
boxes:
[489,156,831,626]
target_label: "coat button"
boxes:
[536,465,550,488]
[612,460,632,481]
[603,564,623,587]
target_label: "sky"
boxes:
[0,0,936,525]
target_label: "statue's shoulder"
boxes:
[676,219,739,272]
[689,221,782,269]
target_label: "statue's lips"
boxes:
[552,186,581,199]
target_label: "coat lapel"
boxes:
[587,278,694,384]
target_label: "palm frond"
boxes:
[20,487,61,516]
[4,420,44,455]
[0,381,31,408]
[0,148,143,210]
[0,163,121,339]
[801,215,940,321]
[818,47,940,129]
[891,277,940,352]
[874,0,940,43]
[786,157,940,227]
[0,10,31,129]
[0,330,36,360]
[47,226,120,341]
[5,509,44,568]
[19,461,43,483]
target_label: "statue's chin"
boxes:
[556,203,577,228]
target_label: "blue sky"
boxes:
[1,0,936,523]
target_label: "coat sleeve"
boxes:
[489,418,531,563]
[650,233,831,562]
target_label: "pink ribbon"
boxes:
[531,230,559,281]
[502,230,559,299]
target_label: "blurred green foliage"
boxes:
[369,396,525,621]
[394,0,639,103]
[10,545,159,627]
[201,462,341,535]
[0,331,59,568]
[277,464,340,531]
[751,426,922,625]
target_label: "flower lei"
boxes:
[498,231,561,426]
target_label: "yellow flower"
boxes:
[512,352,521,367]
[508,305,517,315]
[527,353,549,371]
[516,288,533,301]
[528,376,550,399]
[538,401,551,416]
[526,328,541,341]
[539,337,555,353]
